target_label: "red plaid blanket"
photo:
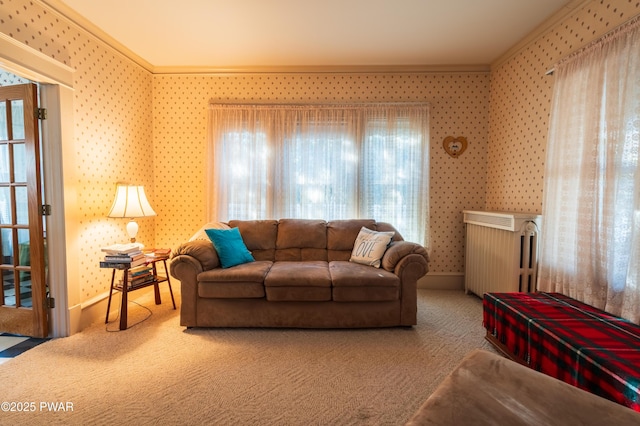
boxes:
[483,292,640,412]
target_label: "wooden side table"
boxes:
[104,256,176,330]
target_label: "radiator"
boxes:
[463,210,542,297]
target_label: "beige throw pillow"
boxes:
[349,227,395,268]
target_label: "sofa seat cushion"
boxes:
[264,261,331,302]
[197,261,272,298]
[329,261,400,302]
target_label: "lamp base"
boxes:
[126,219,139,243]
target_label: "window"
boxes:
[537,17,640,323]
[217,129,270,220]
[207,103,430,245]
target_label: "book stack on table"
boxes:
[99,243,145,269]
[143,247,171,260]
[124,264,155,288]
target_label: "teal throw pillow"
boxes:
[205,227,255,268]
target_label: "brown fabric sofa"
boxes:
[405,349,640,425]
[169,219,429,328]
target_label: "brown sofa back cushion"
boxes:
[228,220,278,261]
[376,222,404,240]
[276,219,327,248]
[327,219,376,261]
[225,219,404,262]
[275,219,327,261]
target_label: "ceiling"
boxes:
[45,0,581,71]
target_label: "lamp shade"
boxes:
[108,184,156,243]
[107,184,156,218]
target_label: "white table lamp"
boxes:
[107,184,156,243]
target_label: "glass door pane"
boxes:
[11,100,24,140]
[13,143,26,182]
[15,186,28,225]
[0,96,31,309]
[17,228,31,307]
[0,145,9,182]
[1,227,14,306]
[0,102,7,141]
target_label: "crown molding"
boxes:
[151,64,491,75]
[39,0,154,73]
[491,0,592,69]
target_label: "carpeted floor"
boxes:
[0,287,497,425]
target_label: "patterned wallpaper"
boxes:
[152,73,490,274]
[0,71,28,85]
[1,0,638,306]
[487,0,640,212]
[0,0,154,301]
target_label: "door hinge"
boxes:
[46,297,55,309]
[41,204,52,216]
[37,108,47,120]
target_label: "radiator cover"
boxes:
[463,210,542,297]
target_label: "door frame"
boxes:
[0,33,75,337]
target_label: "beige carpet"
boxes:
[0,287,497,425]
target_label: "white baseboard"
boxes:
[418,272,464,291]
[68,303,82,336]
[68,290,112,334]
[73,287,160,333]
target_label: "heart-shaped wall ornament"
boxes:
[443,136,468,158]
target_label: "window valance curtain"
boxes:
[206,102,430,245]
[537,16,640,323]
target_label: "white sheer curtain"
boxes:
[207,103,430,245]
[537,17,640,323]
[277,107,359,220]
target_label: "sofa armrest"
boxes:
[381,241,429,273]
[171,239,220,272]
[382,241,428,326]
[169,240,220,327]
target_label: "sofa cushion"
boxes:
[274,219,329,261]
[206,227,255,268]
[376,222,403,241]
[275,248,328,262]
[329,261,400,302]
[326,219,376,261]
[228,220,278,261]
[276,219,327,249]
[197,261,272,298]
[264,261,331,301]
[327,219,377,251]
[349,227,395,268]
[198,282,266,299]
